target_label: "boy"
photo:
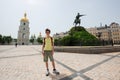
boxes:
[42,28,59,76]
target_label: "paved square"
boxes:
[0,45,119,80]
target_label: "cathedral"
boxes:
[17,13,30,45]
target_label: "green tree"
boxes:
[37,37,43,44]
[0,35,13,45]
[29,35,35,44]
[2,36,6,44]
[6,36,12,44]
[55,26,100,46]
[0,34,2,44]
[54,38,62,46]
[13,39,17,43]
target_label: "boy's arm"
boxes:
[52,46,54,55]
[42,39,44,55]
[52,38,54,55]
[42,44,44,53]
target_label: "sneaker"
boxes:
[46,69,50,76]
[53,69,60,75]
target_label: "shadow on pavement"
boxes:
[49,73,68,80]
[0,53,41,60]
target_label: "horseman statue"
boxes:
[73,13,85,27]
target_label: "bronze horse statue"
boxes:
[73,13,85,27]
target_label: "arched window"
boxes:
[23,23,26,25]
[22,33,25,38]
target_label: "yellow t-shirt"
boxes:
[44,37,54,51]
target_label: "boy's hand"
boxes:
[52,50,54,55]
[42,51,44,56]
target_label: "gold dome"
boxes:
[21,13,29,22]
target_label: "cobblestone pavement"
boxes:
[0,45,119,80]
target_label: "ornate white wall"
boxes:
[17,13,30,45]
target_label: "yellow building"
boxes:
[110,22,120,43]
[87,22,120,44]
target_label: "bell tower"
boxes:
[17,13,30,45]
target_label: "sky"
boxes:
[0,0,120,38]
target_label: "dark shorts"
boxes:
[44,50,54,62]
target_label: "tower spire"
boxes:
[21,13,28,22]
[24,13,27,18]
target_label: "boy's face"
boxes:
[46,31,50,36]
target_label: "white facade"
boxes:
[17,13,30,45]
[53,32,69,39]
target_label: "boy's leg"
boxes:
[48,52,56,69]
[44,51,50,76]
[48,52,60,74]
[52,61,59,74]
[45,62,50,76]
[45,62,49,70]
[52,61,56,69]
[44,53,48,69]
[44,51,49,69]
